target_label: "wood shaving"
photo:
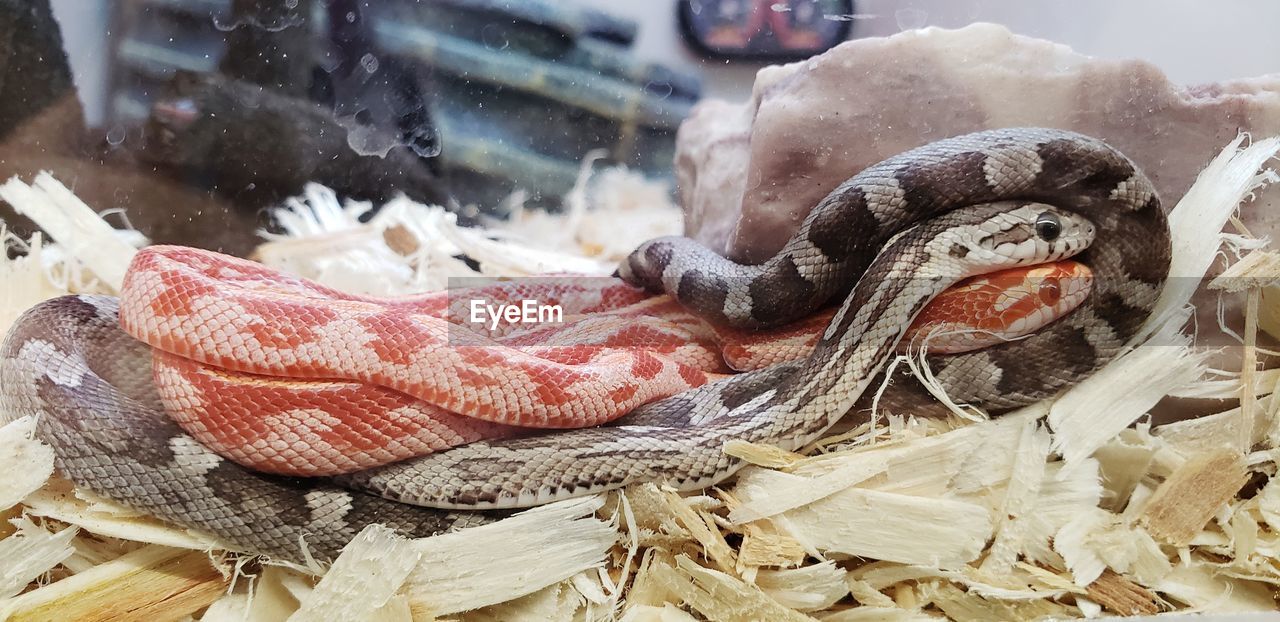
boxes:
[0,518,77,600]
[639,554,815,622]
[289,525,421,621]
[753,562,849,611]
[0,544,230,621]
[0,417,54,512]
[1140,448,1250,546]
[400,496,615,616]
[0,172,141,291]
[1048,322,1209,465]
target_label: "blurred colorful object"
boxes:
[678,0,854,60]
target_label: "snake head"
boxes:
[958,202,1096,269]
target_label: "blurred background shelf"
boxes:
[103,0,702,212]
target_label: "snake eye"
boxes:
[1038,278,1062,306]
[1035,212,1061,241]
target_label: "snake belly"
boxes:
[0,128,1171,563]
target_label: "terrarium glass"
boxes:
[1,2,1278,620]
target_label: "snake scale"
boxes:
[0,128,1170,563]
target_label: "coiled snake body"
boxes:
[0,128,1170,563]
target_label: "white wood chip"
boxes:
[461,581,583,622]
[1076,597,1102,618]
[791,416,1022,497]
[754,561,849,612]
[198,592,255,621]
[1258,480,1280,532]
[1157,395,1275,456]
[850,563,946,591]
[737,469,990,568]
[0,417,54,511]
[288,525,420,622]
[1155,564,1277,612]
[1054,507,1111,586]
[21,482,220,553]
[845,578,897,608]
[727,455,888,524]
[1137,135,1280,342]
[1169,367,1280,401]
[0,173,140,291]
[618,603,699,622]
[1093,430,1158,512]
[817,607,928,621]
[0,519,77,599]
[255,183,624,296]
[212,577,365,622]
[571,569,608,607]
[0,233,69,336]
[918,415,1026,496]
[979,419,1050,576]
[1049,324,1207,465]
[1094,524,1173,588]
[442,223,612,276]
[1022,460,1103,568]
[402,496,613,616]
[652,555,815,622]
[243,566,315,620]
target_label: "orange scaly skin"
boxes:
[150,310,731,476]
[119,246,1089,478]
[900,260,1093,353]
[120,247,729,475]
[712,261,1094,371]
[152,349,522,475]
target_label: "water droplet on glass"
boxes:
[360,53,379,74]
[480,23,510,51]
[241,85,263,109]
[823,12,872,21]
[409,126,442,158]
[895,8,928,30]
[644,81,673,100]
[336,113,398,158]
[105,124,126,146]
[285,0,298,8]
[211,15,238,32]
[346,11,356,23]
[212,12,303,33]
[690,0,703,15]
[318,51,341,72]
